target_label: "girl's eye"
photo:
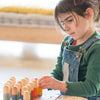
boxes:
[67,19,73,22]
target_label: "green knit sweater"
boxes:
[51,31,100,97]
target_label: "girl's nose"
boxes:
[64,24,70,32]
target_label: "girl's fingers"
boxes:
[39,76,57,89]
[39,82,50,89]
[39,76,52,84]
[39,78,50,85]
[39,76,51,81]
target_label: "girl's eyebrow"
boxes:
[61,15,72,22]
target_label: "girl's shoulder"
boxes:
[86,34,100,54]
[91,31,100,46]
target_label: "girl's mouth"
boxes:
[70,32,75,36]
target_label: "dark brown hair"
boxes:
[55,0,100,31]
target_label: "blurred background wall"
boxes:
[0,1,64,98]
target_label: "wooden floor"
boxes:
[0,40,60,97]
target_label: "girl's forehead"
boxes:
[58,12,76,19]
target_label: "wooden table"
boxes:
[33,90,88,100]
[34,95,87,100]
[0,89,87,100]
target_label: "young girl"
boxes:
[39,0,100,99]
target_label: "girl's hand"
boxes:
[39,76,67,92]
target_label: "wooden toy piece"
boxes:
[4,83,10,88]
[23,91,30,100]
[3,85,10,100]
[17,81,22,99]
[15,84,21,100]
[24,77,29,84]
[7,80,13,98]
[29,82,34,100]
[12,86,18,100]
[10,76,16,85]
[21,86,28,100]
[37,79,42,96]
[4,83,11,99]
[9,79,15,87]
[32,80,37,97]
[21,79,26,87]
[26,84,31,100]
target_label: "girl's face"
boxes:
[58,12,95,45]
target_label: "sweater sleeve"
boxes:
[64,44,100,97]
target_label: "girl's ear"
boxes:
[84,8,94,20]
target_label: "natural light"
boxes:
[0,0,59,9]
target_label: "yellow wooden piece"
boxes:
[37,86,42,96]
[0,6,54,15]
[37,79,42,96]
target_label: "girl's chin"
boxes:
[71,37,77,40]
